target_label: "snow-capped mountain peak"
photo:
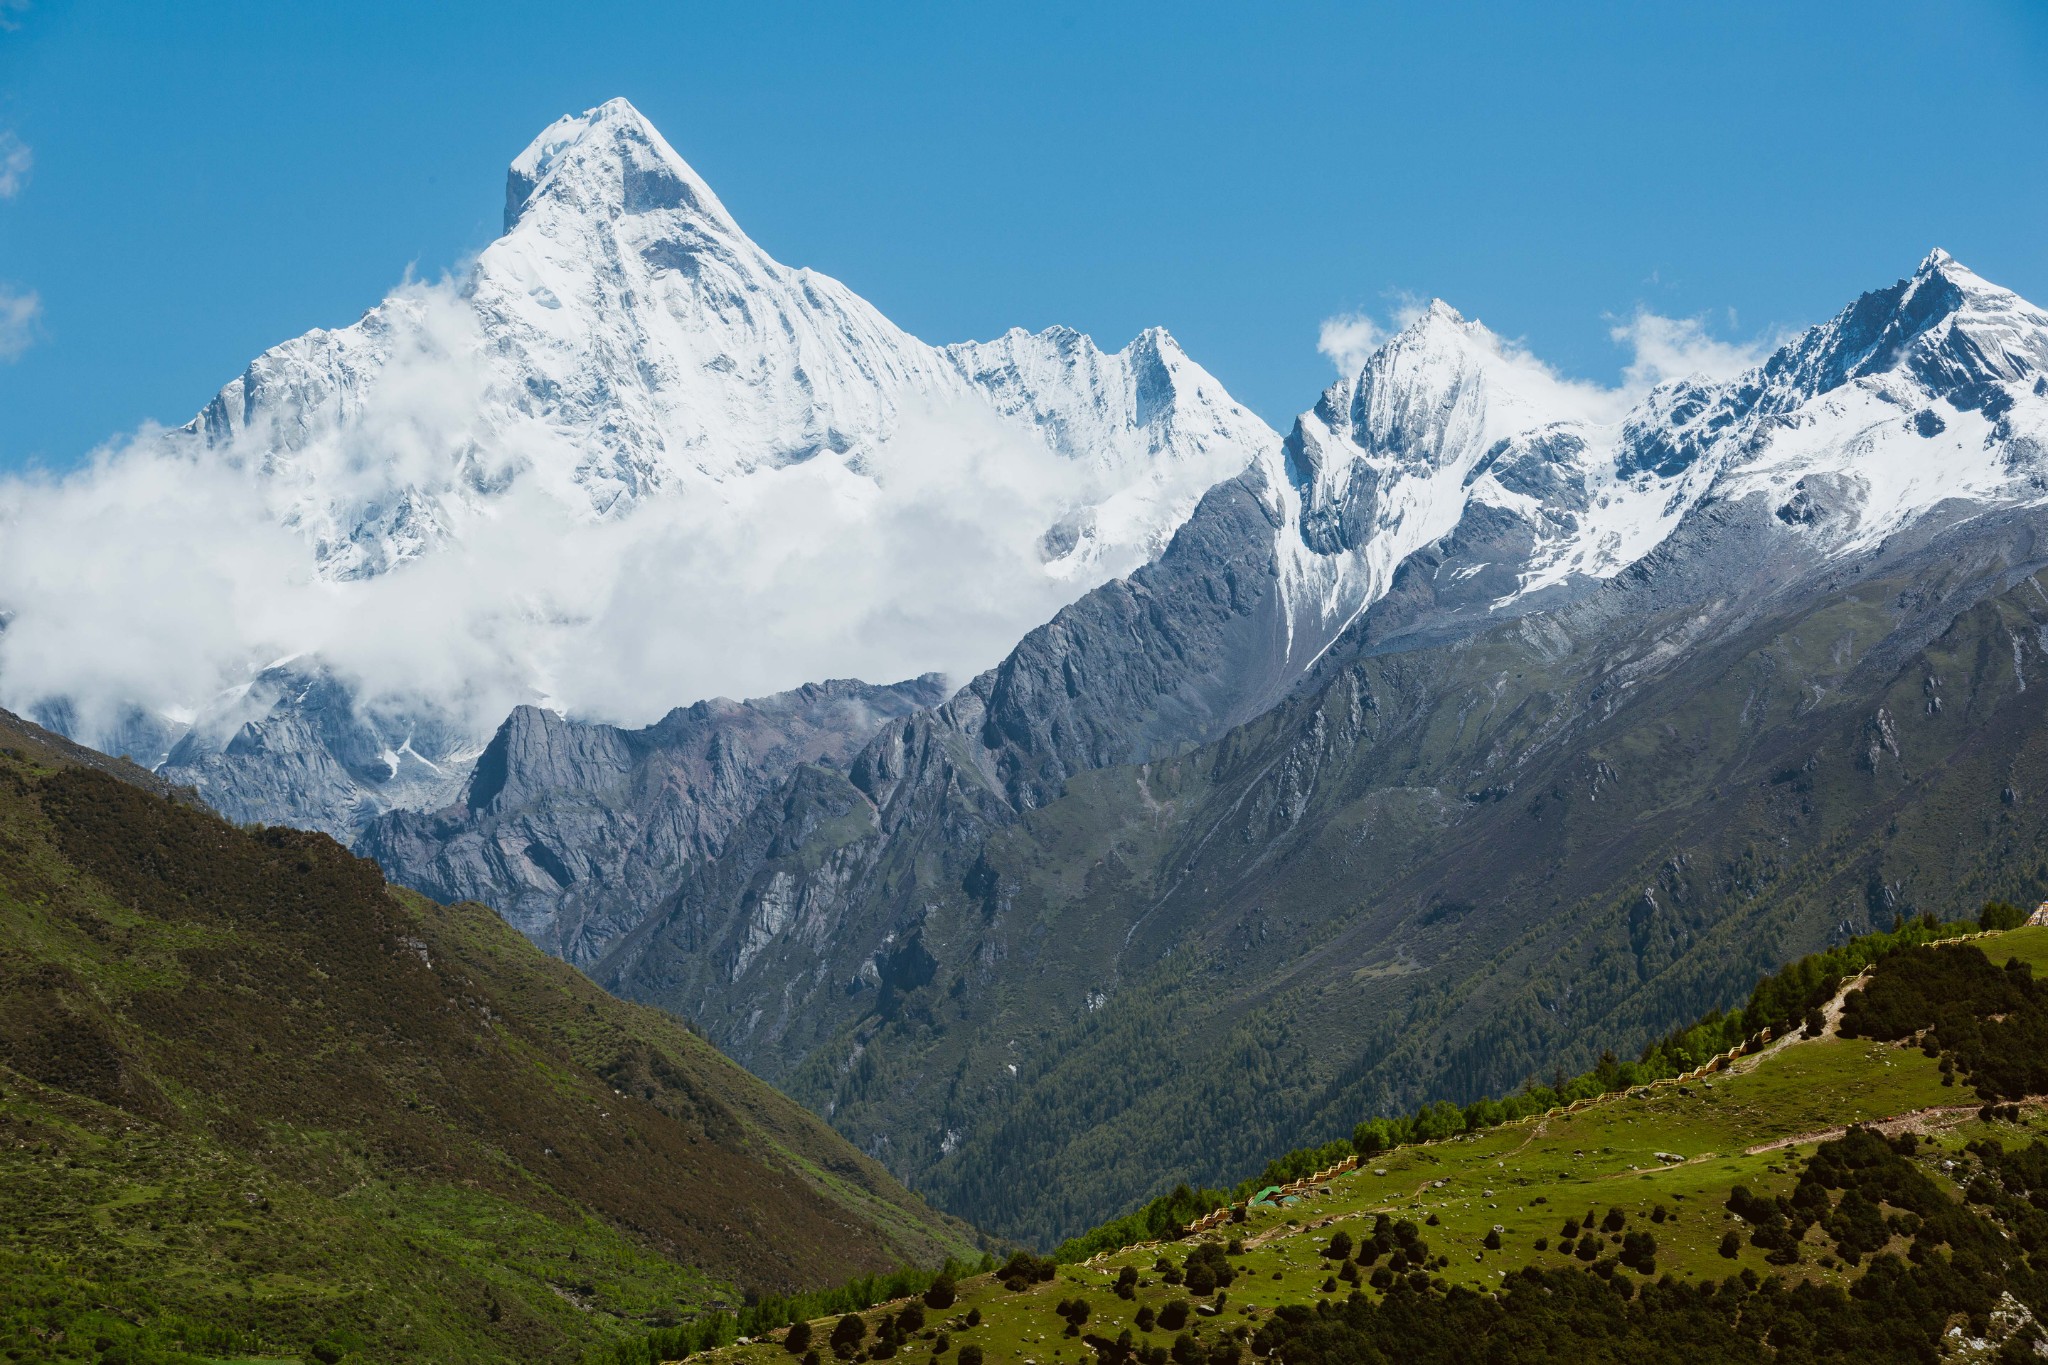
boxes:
[190,97,1274,589]
[1278,300,1602,566]
[504,97,741,236]
[1254,252,2048,678]
[1762,246,2048,409]
[15,98,1277,834]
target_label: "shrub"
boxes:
[784,1320,813,1354]
[957,1347,983,1365]
[1981,900,2027,932]
[923,1271,957,1310]
[1158,1299,1191,1331]
[829,1314,866,1358]
[1000,1251,1057,1291]
[1184,1242,1235,1293]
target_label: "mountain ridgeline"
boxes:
[21,101,2048,1254]
[0,708,974,1364]
[588,248,2048,1246]
[356,675,949,964]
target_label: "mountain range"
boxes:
[9,99,2048,1249]
[5,97,1273,837]
[581,242,2048,1242]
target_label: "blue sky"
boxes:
[0,0,2044,471]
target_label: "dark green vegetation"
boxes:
[608,503,2048,1246]
[591,1261,990,1365]
[693,923,2048,1365]
[1840,941,2048,1101]
[1052,910,1985,1263]
[0,710,972,1364]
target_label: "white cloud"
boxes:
[1318,295,1784,409]
[1610,308,1783,391]
[0,287,39,359]
[0,280,1160,746]
[1316,312,1384,375]
[0,133,28,199]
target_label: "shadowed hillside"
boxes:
[0,709,976,1364]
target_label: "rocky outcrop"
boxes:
[357,675,946,963]
[156,665,475,836]
[592,252,2048,1244]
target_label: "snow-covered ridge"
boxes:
[1257,249,2048,670]
[188,98,1272,587]
[0,97,1276,835]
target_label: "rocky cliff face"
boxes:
[593,252,2048,1242]
[356,675,947,964]
[155,664,479,833]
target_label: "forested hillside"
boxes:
[0,709,974,1364]
[672,919,2048,1364]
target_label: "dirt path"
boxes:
[1742,1098,2041,1156]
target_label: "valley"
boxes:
[0,709,974,1364]
[679,922,2048,1364]
[6,83,2048,1365]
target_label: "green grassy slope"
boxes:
[0,712,977,1365]
[693,925,2048,1363]
[883,542,2048,1244]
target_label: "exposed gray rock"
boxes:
[588,254,2048,1243]
[356,675,946,963]
[156,665,475,837]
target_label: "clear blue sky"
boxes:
[1,1,2044,471]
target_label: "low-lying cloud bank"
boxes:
[0,393,1131,749]
[0,278,1793,757]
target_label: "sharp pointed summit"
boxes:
[1761,248,2048,406]
[503,97,741,235]
[114,100,1277,838]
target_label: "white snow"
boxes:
[1263,249,2048,650]
[0,98,1274,759]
